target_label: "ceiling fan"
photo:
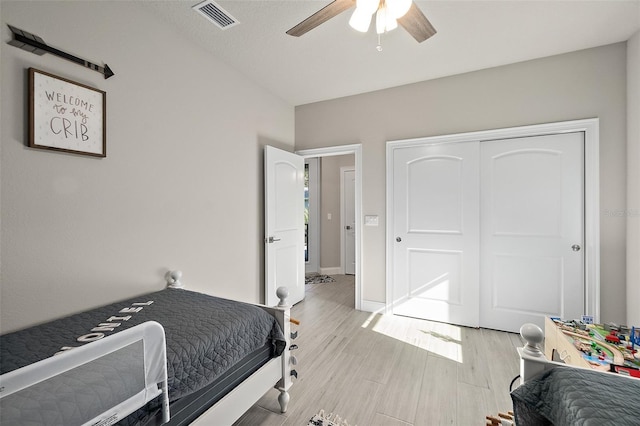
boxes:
[286,0,436,43]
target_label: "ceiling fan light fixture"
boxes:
[376,4,398,34]
[386,0,412,19]
[356,0,380,15]
[349,8,373,32]
[286,0,436,44]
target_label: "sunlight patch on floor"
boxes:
[362,312,464,363]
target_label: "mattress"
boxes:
[153,343,273,426]
[0,288,286,425]
[511,366,640,426]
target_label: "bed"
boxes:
[0,271,293,426]
[512,323,640,425]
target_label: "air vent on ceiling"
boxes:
[193,0,239,30]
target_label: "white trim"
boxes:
[386,118,600,322]
[319,267,342,276]
[297,144,363,311]
[361,299,386,314]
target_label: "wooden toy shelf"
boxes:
[544,316,592,368]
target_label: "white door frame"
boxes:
[341,167,356,275]
[386,118,600,322]
[297,144,363,311]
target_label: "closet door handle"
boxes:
[396,237,402,242]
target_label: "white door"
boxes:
[389,132,585,332]
[479,133,584,332]
[391,142,480,328]
[342,168,356,275]
[265,146,305,307]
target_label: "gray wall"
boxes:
[295,43,629,324]
[627,30,640,325]
[1,1,294,333]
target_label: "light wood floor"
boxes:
[234,275,523,426]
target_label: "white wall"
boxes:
[0,1,294,333]
[296,43,628,324]
[627,30,640,326]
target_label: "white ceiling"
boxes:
[142,0,640,106]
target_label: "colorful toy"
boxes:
[552,318,640,375]
[631,326,640,347]
[605,330,621,344]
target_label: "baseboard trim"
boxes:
[319,267,342,276]
[361,300,386,314]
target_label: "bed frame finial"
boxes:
[520,323,544,357]
[276,287,288,307]
[166,270,184,289]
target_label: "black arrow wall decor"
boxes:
[7,25,114,79]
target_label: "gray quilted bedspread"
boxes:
[511,366,640,425]
[0,288,286,402]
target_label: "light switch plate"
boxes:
[364,215,379,226]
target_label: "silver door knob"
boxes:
[396,237,402,242]
[346,225,352,230]
[571,244,581,252]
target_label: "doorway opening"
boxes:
[297,144,363,311]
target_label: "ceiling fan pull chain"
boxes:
[377,33,383,51]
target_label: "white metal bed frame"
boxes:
[190,284,293,425]
[0,271,292,426]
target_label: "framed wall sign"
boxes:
[29,68,106,157]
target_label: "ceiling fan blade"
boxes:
[286,0,355,37]
[397,2,437,43]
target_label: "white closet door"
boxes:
[479,133,584,332]
[391,142,480,328]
